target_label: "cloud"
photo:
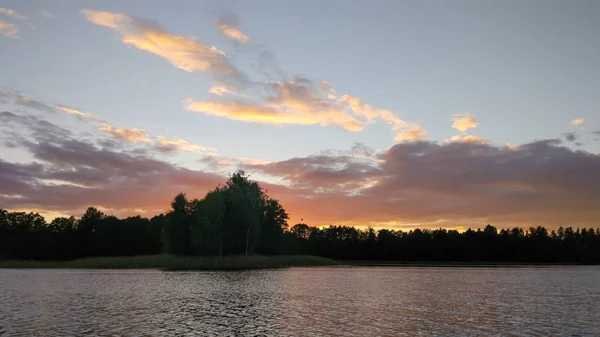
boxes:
[563,132,578,142]
[98,124,152,143]
[0,113,224,215]
[244,139,600,227]
[187,77,426,138]
[3,110,600,228]
[0,8,27,21]
[185,99,328,127]
[394,125,428,142]
[0,20,19,39]
[0,91,56,113]
[80,10,247,86]
[571,118,584,126]
[451,113,479,133]
[80,11,424,141]
[216,19,249,43]
[41,11,54,19]
[55,105,87,117]
[0,142,224,216]
[154,136,217,154]
[208,85,235,96]
[447,134,492,144]
[2,90,217,157]
[53,105,104,123]
[0,110,72,144]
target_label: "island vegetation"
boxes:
[1,170,599,268]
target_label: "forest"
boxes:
[1,171,599,264]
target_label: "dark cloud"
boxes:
[0,110,71,141]
[0,136,225,216]
[246,140,600,227]
[0,111,224,216]
[563,132,578,142]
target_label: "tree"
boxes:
[291,223,311,239]
[221,170,264,255]
[258,197,289,254]
[162,193,194,255]
[195,188,226,255]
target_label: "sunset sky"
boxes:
[1,0,599,230]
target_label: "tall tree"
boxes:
[163,193,193,255]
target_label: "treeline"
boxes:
[1,171,599,263]
[286,224,600,264]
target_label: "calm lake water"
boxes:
[0,266,599,336]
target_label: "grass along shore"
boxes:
[0,256,591,270]
[0,255,340,270]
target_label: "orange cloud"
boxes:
[0,8,27,20]
[571,118,584,126]
[451,113,479,132]
[339,95,428,141]
[188,79,426,138]
[394,125,428,142]
[0,20,19,39]
[185,99,341,127]
[53,105,101,123]
[81,10,244,83]
[155,136,217,154]
[55,105,87,117]
[447,134,492,144]
[99,124,152,143]
[217,21,249,43]
[208,85,235,96]
[81,11,425,141]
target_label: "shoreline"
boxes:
[340,261,592,268]
[0,255,339,270]
[0,255,596,270]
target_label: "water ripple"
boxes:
[0,267,599,336]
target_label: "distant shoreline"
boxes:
[0,255,596,270]
[0,255,338,270]
[341,261,593,268]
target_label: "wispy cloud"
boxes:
[155,136,217,154]
[216,19,249,43]
[41,11,54,19]
[208,85,235,96]
[394,125,428,142]
[2,90,217,156]
[55,105,86,117]
[447,134,491,144]
[0,20,19,39]
[80,11,426,141]
[80,10,247,86]
[187,77,426,139]
[99,124,152,143]
[0,8,27,21]
[451,113,479,132]
[0,91,56,112]
[54,104,104,123]
[186,98,364,131]
[571,118,584,126]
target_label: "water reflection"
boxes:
[0,267,598,336]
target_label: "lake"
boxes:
[0,266,598,336]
